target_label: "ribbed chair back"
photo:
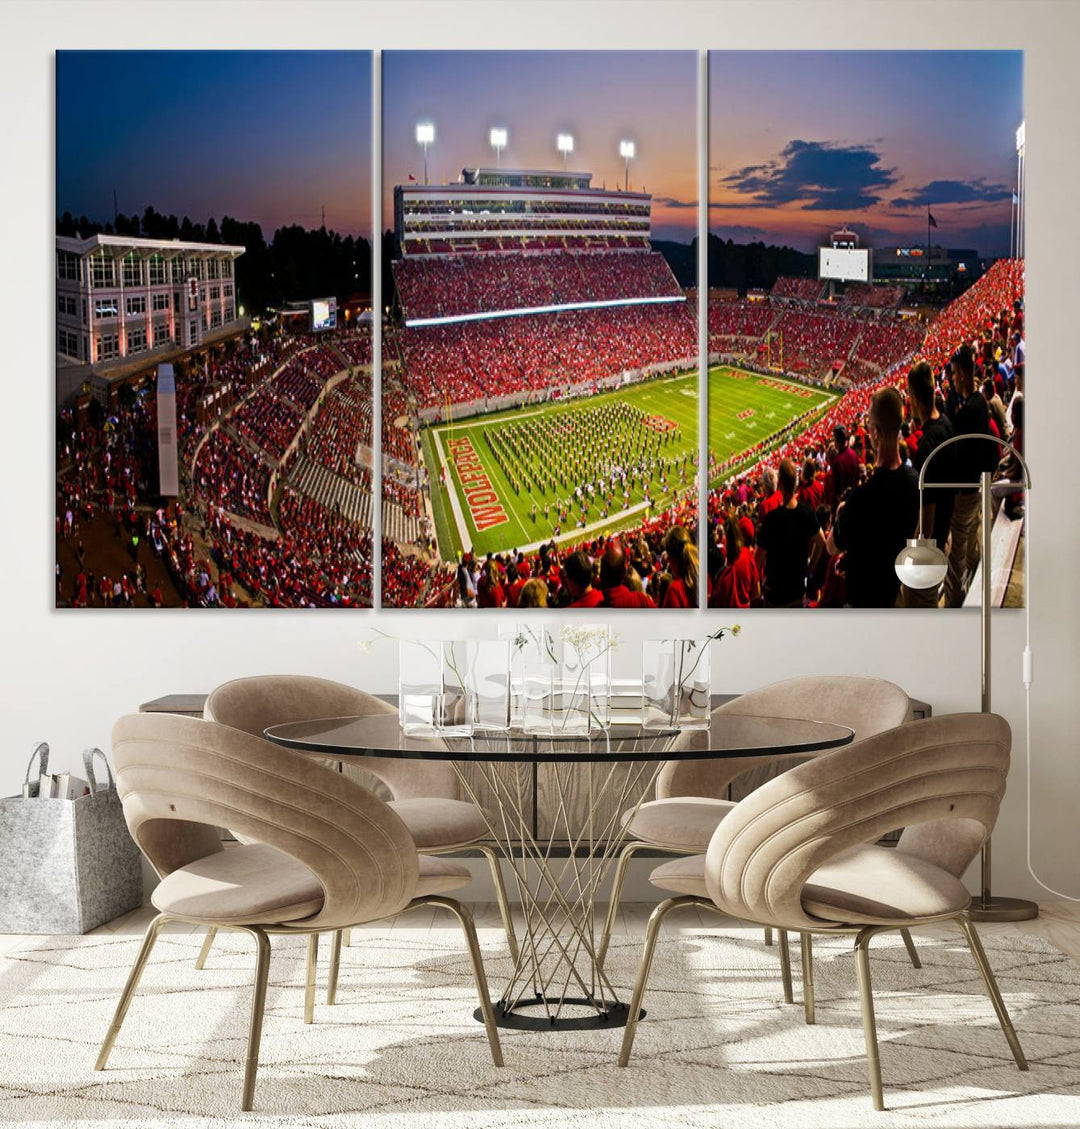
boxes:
[658,675,911,800]
[702,712,1010,932]
[205,674,458,800]
[112,712,419,931]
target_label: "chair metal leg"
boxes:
[778,929,794,1005]
[476,842,519,963]
[618,895,697,1067]
[343,928,352,948]
[854,927,885,1111]
[304,933,319,1024]
[764,926,773,946]
[900,927,922,969]
[598,841,651,970]
[95,912,168,1070]
[421,896,503,1066]
[239,927,272,1112]
[195,926,217,970]
[800,932,815,1024]
[326,929,343,1005]
[956,913,1028,1071]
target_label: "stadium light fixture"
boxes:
[490,127,508,168]
[557,132,574,171]
[619,139,635,192]
[416,122,435,184]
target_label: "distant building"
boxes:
[55,234,246,391]
[873,244,985,284]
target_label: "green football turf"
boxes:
[422,372,699,560]
[707,365,838,485]
[419,365,837,560]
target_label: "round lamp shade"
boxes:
[894,538,948,590]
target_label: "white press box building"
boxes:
[55,233,246,399]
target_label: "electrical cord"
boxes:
[1022,480,1079,900]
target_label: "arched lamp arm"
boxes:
[914,432,1032,540]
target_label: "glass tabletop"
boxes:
[264,712,855,763]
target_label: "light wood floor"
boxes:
[2,900,1078,963]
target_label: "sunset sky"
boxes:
[710,51,1024,257]
[57,51,373,239]
[382,51,699,243]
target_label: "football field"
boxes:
[707,365,838,484]
[419,366,839,560]
[422,372,699,560]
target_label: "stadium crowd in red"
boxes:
[770,276,826,302]
[382,493,699,610]
[707,258,1025,609]
[394,249,679,321]
[59,327,377,608]
[398,302,696,410]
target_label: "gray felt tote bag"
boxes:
[0,743,143,933]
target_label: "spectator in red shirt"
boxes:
[600,540,656,608]
[662,525,698,608]
[710,516,760,608]
[563,550,604,608]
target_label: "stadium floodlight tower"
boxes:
[556,132,574,172]
[619,139,635,192]
[489,127,508,169]
[416,121,435,185]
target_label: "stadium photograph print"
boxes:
[55,50,375,609]
[381,50,700,610]
[705,50,1025,611]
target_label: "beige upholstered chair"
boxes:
[97,713,502,1112]
[618,713,1027,1111]
[599,675,916,1010]
[199,675,518,1004]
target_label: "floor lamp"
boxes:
[894,431,1038,923]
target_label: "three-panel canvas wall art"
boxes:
[54,50,1025,611]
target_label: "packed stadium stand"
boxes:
[707,257,1025,609]
[57,328,376,609]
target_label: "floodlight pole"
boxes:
[423,142,429,186]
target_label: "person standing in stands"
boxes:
[944,345,999,607]
[662,526,698,608]
[756,458,823,608]
[902,362,955,607]
[828,424,860,506]
[828,387,919,608]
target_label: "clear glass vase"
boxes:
[521,662,557,735]
[642,638,712,731]
[556,624,611,732]
[500,623,553,726]
[468,639,511,732]
[399,639,474,737]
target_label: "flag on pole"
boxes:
[927,210,938,228]
[408,173,416,182]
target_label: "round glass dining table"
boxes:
[265,712,854,1032]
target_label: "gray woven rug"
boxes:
[0,924,1077,1127]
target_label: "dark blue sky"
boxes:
[383,51,698,242]
[57,51,372,238]
[710,51,1024,256]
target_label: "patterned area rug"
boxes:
[0,924,1078,1127]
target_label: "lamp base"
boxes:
[969,896,1039,923]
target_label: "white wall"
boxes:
[1,0,1078,903]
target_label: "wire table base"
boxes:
[451,736,673,1031]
